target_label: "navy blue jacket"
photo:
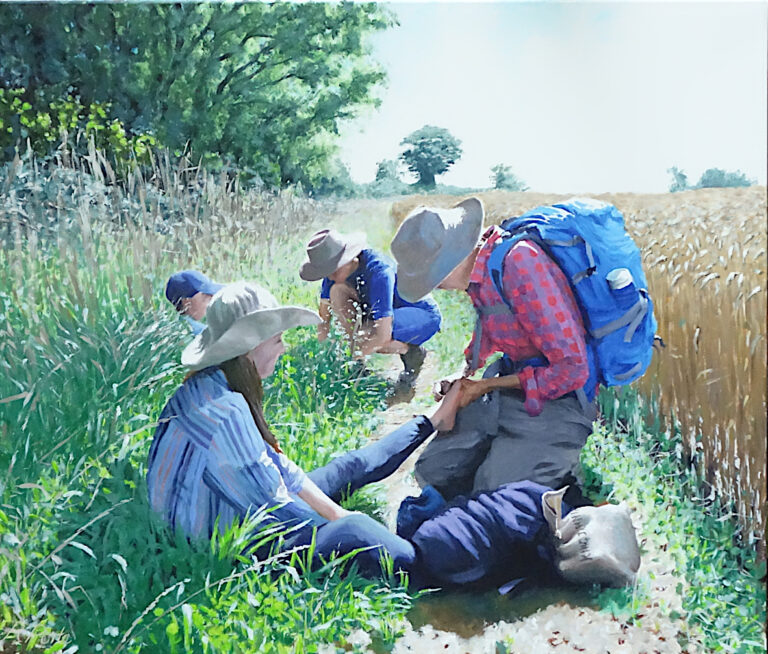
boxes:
[405,481,570,591]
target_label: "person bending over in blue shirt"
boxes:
[165,270,224,335]
[299,229,441,385]
[147,281,462,579]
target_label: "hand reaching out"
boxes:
[428,380,464,433]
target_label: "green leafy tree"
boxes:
[0,3,392,188]
[696,167,754,188]
[667,166,689,192]
[311,158,360,198]
[399,125,462,188]
[375,158,400,182]
[490,163,528,191]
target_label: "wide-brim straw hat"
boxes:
[299,229,367,281]
[390,197,484,302]
[181,281,320,370]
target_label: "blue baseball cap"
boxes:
[165,270,224,307]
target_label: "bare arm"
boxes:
[297,476,352,521]
[434,374,522,408]
[317,299,332,342]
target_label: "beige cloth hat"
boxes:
[181,281,320,370]
[299,229,367,281]
[390,197,484,302]
[541,487,641,587]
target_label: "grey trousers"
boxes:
[414,388,597,501]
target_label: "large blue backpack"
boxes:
[480,197,658,402]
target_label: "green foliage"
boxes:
[310,158,361,199]
[0,154,413,652]
[375,159,400,182]
[667,166,689,192]
[696,167,754,189]
[490,164,528,191]
[399,125,462,188]
[427,290,476,376]
[0,87,156,170]
[580,386,766,652]
[0,3,393,189]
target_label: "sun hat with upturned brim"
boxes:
[165,270,224,307]
[390,197,484,302]
[298,229,367,281]
[181,281,321,370]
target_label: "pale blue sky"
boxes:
[339,2,767,193]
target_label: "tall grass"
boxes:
[392,187,767,549]
[0,150,411,652]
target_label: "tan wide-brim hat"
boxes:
[390,197,484,302]
[181,281,321,371]
[299,229,367,281]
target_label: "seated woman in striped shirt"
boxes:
[147,281,462,578]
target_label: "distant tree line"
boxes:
[1,3,535,198]
[668,166,755,192]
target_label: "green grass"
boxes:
[0,154,413,653]
[1,152,764,653]
[577,386,767,652]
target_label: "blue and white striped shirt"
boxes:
[147,367,325,539]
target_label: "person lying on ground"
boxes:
[299,229,441,387]
[390,199,596,507]
[146,281,462,579]
[164,269,224,335]
[396,480,640,593]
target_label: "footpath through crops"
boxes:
[0,154,765,653]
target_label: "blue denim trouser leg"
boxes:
[313,513,416,578]
[307,415,434,502]
[392,306,441,345]
[301,415,434,578]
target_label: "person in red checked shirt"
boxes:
[390,198,597,507]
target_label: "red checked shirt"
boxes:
[465,226,592,416]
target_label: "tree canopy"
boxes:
[399,125,462,188]
[0,3,393,188]
[667,166,689,193]
[490,164,528,191]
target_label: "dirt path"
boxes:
[359,358,702,654]
[368,353,440,531]
[329,198,702,653]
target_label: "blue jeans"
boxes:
[392,305,441,346]
[288,416,434,578]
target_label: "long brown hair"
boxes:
[186,356,282,453]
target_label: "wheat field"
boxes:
[392,187,767,545]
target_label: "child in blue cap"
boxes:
[165,270,224,335]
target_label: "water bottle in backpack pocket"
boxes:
[596,267,655,385]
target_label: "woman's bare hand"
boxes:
[429,380,464,433]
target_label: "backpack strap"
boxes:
[469,233,520,372]
[470,304,513,373]
[537,234,596,284]
[589,289,650,343]
[480,229,591,411]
